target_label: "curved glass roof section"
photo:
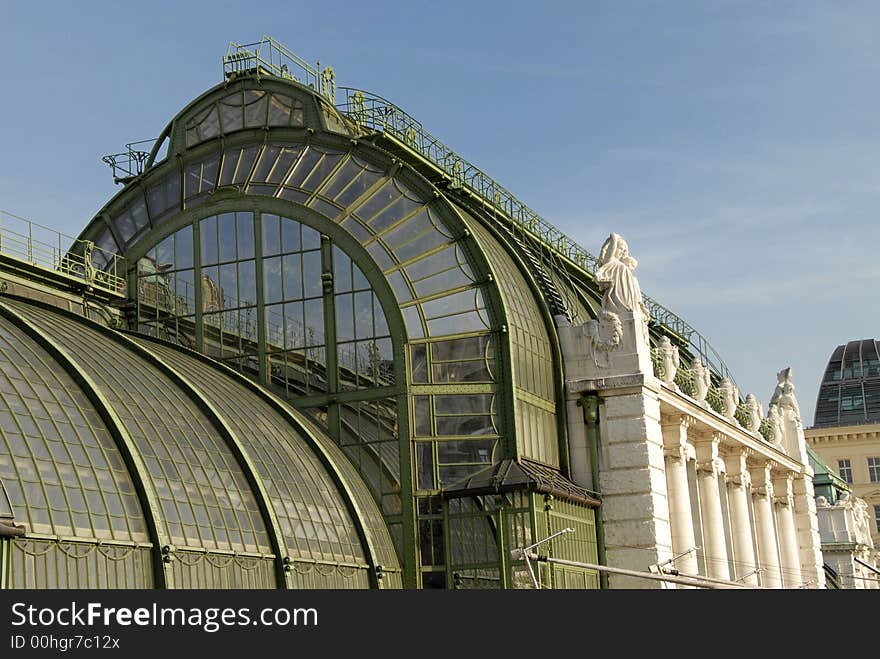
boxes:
[129,335,396,570]
[0,297,398,584]
[78,73,509,500]
[458,210,559,467]
[814,338,880,428]
[7,299,271,554]
[0,316,148,542]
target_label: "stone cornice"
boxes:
[804,427,880,449]
[568,372,660,395]
[656,386,802,473]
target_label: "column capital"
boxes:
[723,449,751,480]
[660,412,697,429]
[773,493,793,507]
[693,431,722,463]
[772,472,794,506]
[749,462,774,498]
[664,444,687,464]
[695,456,724,477]
[726,469,752,489]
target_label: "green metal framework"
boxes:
[332,87,736,386]
[57,44,619,588]
[0,295,398,589]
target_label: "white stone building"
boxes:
[815,492,879,589]
[557,232,825,589]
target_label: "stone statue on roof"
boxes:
[691,358,711,405]
[596,233,650,320]
[657,335,680,387]
[770,367,801,424]
[744,393,763,432]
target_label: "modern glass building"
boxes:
[813,339,880,428]
[806,338,880,555]
[1,38,741,589]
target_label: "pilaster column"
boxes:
[596,384,672,589]
[694,433,730,581]
[773,473,802,588]
[661,414,698,577]
[750,463,782,588]
[791,474,825,589]
[724,449,758,585]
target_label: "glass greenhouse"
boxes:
[2,38,756,589]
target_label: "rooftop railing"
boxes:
[0,209,126,296]
[212,38,737,387]
[102,139,154,184]
[223,36,336,103]
[335,85,736,385]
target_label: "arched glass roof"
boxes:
[0,316,148,542]
[458,211,560,467]
[130,335,399,572]
[814,338,880,428]
[62,65,609,587]
[0,296,399,588]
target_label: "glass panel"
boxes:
[243,90,268,128]
[251,145,281,183]
[262,214,281,256]
[320,157,360,200]
[301,153,343,191]
[267,146,302,185]
[336,293,354,343]
[335,168,384,208]
[354,180,397,223]
[0,316,149,541]
[333,246,352,293]
[302,251,322,298]
[286,147,322,188]
[238,260,256,306]
[218,212,236,262]
[200,216,218,265]
[282,253,303,300]
[263,256,282,304]
[236,212,254,260]
[175,225,193,270]
[411,344,428,384]
[354,291,374,339]
[218,91,244,133]
[281,217,302,254]
[368,195,422,234]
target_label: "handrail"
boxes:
[336,85,736,384]
[102,139,155,184]
[0,209,126,296]
[223,36,336,103]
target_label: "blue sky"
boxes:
[1,1,878,424]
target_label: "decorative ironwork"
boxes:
[102,139,155,184]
